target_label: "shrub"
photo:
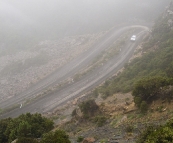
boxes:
[137,119,173,143]
[16,137,38,143]
[40,130,70,143]
[93,89,99,98]
[77,136,84,142]
[125,125,134,133]
[72,109,77,117]
[79,99,99,118]
[0,113,54,143]
[101,89,111,99]
[132,76,173,104]
[140,101,148,114]
[134,97,142,108]
[94,116,107,127]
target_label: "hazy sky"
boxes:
[0,0,171,49]
[1,0,170,27]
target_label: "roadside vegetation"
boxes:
[97,12,173,99]
[93,5,173,142]
[132,76,173,111]
[98,44,173,97]
[71,99,107,127]
[137,118,173,143]
[1,3,173,143]
[60,10,173,141]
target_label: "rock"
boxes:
[73,98,78,105]
[123,106,128,111]
[126,101,131,105]
[82,137,95,143]
[120,115,127,122]
[162,107,167,112]
[76,108,83,117]
[11,139,17,143]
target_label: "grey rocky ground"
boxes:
[0,32,106,101]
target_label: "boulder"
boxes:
[11,139,17,143]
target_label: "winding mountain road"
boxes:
[0,24,149,119]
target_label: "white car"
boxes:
[130,35,136,41]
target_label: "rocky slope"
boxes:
[0,32,106,101]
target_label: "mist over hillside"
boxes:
[0,0,170,51]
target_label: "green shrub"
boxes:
[16,137,38,143]
[125,125,134,133]
[94,116,107,127]
[40,130,70,143]
[0,113,54,143]
[101,89,111,99]
[77,136,84,142]
[79,99,99,118]
[132,76,173,104]
[134,97,142,108]
[72,109,77,117]
[137,118,173,143]
[93,89,99,98]
[140,101,148,114]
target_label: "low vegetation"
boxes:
[132,76,173,113]
[93,116,107,127]
[137,118,173,143]
[79,99,99,119]
[97,15,173,98]
[77,136,84,142]
[1,3,173,142]
[40,130,70,143]
[70,5,173,141]
[69,99,107,135]
[0,113,70,143]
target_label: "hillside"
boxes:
[1,1,173,143]
[54,2,173,143]
[0,33,104,102]
[99,3,173,95]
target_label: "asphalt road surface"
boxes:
[0,24,149,119]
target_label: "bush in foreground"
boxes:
[137,119,173,143]
[0,113,54,143]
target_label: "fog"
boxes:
[0,0,171,109]
[0,0,171,51]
